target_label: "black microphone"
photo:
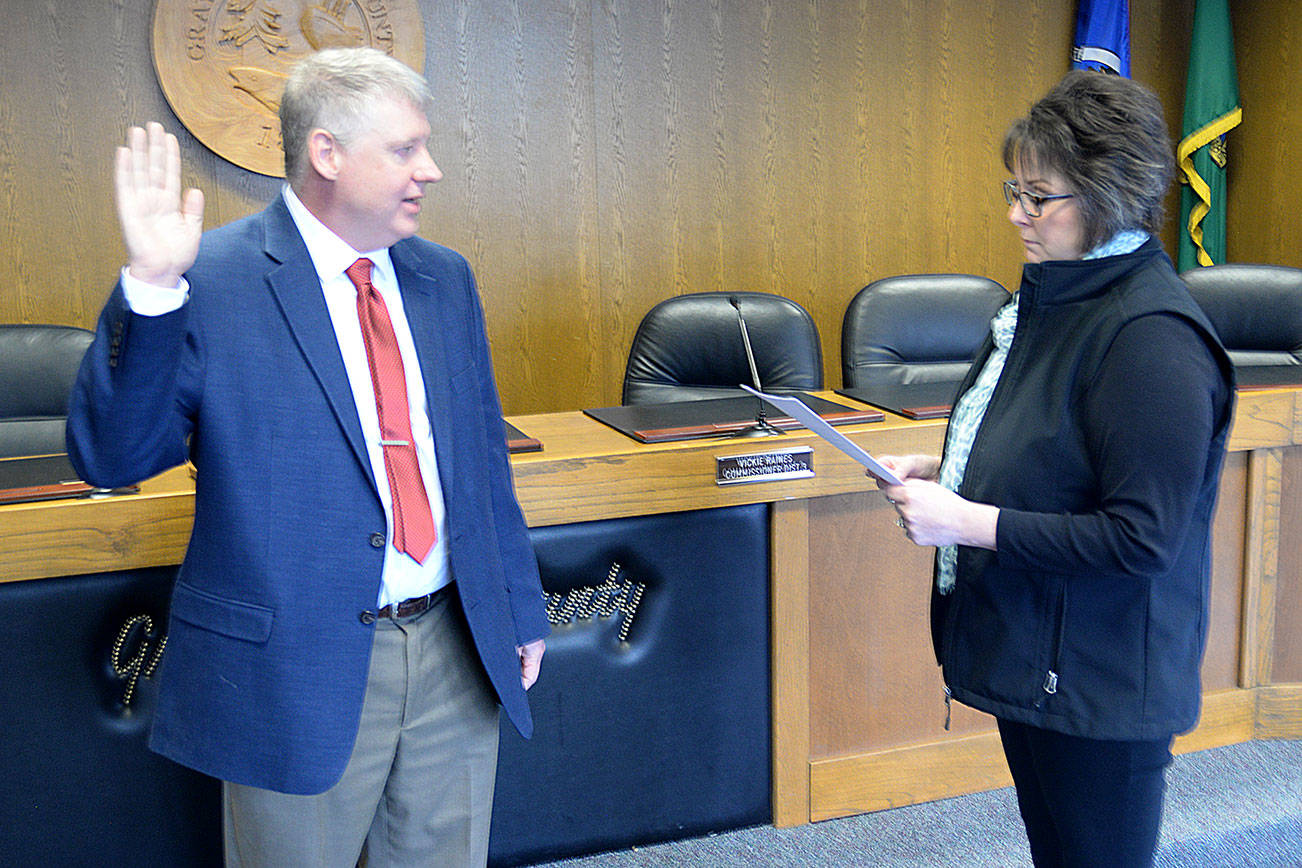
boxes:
[730,295,765,392]
[729,295,783,437]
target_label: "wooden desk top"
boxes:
[507,393,945,526]
[1227,386,1302,451]
[3,388,1299,583]
[0,464,195,584]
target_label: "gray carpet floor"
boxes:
[530,738,1302,867]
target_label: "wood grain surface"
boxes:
[7,0,1286,418]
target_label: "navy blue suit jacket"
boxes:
[68,196,549,794]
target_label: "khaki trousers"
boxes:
[223,587,501,868]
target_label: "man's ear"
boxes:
[306,129,341,181]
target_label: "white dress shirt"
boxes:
[122,186,451,608]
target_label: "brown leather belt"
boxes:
[377,583,453,620]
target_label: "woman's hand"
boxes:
[873,454,998,550]
[874,453,941,483]
[886,480,999,549]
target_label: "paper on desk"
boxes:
[740,384,903,486]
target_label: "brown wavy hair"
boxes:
[1003,70,1174,251]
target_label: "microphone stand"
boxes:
[729,295,785,438]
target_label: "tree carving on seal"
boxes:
[152,0,425,177]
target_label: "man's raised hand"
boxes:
[115,122,204,288]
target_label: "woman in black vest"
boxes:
[877,71,1235,867]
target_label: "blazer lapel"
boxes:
[390,243,458,501]
[260,200,377,493]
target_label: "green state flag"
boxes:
[1177,0,1241,270]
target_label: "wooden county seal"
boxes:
[151,0,425,177]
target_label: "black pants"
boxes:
[997,718,1173,868]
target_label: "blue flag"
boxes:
[1072,0,1130,76]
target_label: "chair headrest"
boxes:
[0,324,95,418]
[841,274,1008,388]
[1180,265,1302,362]
[622,292,823,404]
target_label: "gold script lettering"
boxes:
[110,614,168,708]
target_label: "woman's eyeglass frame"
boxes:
[1002,180,1074,218]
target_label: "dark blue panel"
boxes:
[490,503,771,867]
[0,568,221,867]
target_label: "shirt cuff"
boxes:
[121,267,189,316]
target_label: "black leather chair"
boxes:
[621,291,822,404]
[840,274,1008,389]
[1180,264,1302,368]
[0,323,94,458]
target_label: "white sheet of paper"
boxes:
[740,384,903,486]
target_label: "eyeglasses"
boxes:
[1002,180,1074,218]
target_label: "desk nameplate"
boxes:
[716,447,814,486]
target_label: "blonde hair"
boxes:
[280,48,433,183]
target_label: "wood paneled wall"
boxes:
[7,0,1294,416]
[1227,2,1302,269]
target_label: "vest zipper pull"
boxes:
[1043,670,1058,695]
[943,685,953,731]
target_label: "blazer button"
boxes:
[369,532,385,548]
[359,610,376,625]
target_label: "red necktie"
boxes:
[345,258,436,563]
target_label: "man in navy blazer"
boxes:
[68,49,548,866]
